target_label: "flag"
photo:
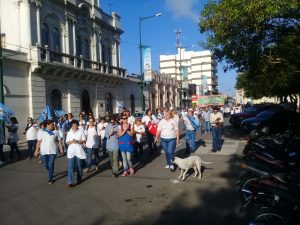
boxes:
[38,105,54,121]
[54,109,67,118]
[0,103,14,124]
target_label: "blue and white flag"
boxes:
[54,109,67,118]
[0,103,14,124]
[38,105,54,121]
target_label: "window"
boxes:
[82,90,91,114]
[130,95,135,113]
[83,39,90,59]
[52,27,61,51]
[41,23,49,46]
[51,89,62,110]
[106,93,113,114]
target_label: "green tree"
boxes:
[199,0,300,106]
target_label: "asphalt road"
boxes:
[0,118,247,225]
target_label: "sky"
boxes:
[100,0,237,96]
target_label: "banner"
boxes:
[142,47,152,82]
[198,95,226,107]
[202,75,208,93]
[38,105,54,121]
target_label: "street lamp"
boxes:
[139,12,162,111]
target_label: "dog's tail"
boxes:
[201,159,212,164]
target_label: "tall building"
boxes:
[0,0,141,125]
[160,48,218,106]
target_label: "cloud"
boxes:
[165,0,199,22]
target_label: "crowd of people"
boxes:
[0,105,225,187]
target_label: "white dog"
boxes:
[172,156,212,180]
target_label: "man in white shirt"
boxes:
[24,117,38,159]
[181,109,200,155]
[209,106,224,152]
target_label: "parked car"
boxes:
[241,110,299,133]
[229,104,282,128]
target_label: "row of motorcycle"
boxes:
[238,127,300,225]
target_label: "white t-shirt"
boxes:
[127,116,135,127]
[142,115,157,126]
[133,123,146,143]
[97,122,108,139]
[157,118,178,139]
[85,126,100,149]
[38,130,60,155]
[66,129,86,159]
[25,124,38,141]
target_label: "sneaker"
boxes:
[165,165,170,169]
[38,160,43,164]
[129,167,135,175]
[121,171,128,177]
[66,184,74,188]
[169,165,175,172]
[83,168,90,173]
[95,166,99,171]
[48,180,54,185]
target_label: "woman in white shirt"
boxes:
[34,120,63,184]
[84,117,100,172]
[65,120,86,187]
[154,110,179,171]
[6,117,21,161]
[133,118,146,160]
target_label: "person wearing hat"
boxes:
[181,108,200,155]
[209,106,224,152]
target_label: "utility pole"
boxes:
[175,29,182,108]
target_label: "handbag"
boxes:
[147,121,158,136]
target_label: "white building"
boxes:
[0,0,141,127]
[160,48,218,106]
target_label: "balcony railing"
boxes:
[38,46,126,77]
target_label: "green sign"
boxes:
[198,95,225,106]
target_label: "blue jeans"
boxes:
[212,127,222,151]
[160,138,176,166]
[41,154,56,182]
[85,148,100,169]
[205,121,211,133]
[67,156,83,185]
[186,130,196,153]
[27,140,37,158]
[121,151,132,170]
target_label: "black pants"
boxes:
[146,132,157,153]
[134,142,143,159]
[10,142,21,159]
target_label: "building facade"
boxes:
[0,0,141,126]
[160,48,218,106]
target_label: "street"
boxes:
[0,119,247,225]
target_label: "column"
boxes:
[117,41,120,67]
[72,19,77,67]
[93,31,97,62]
[64,17,70,64]
[98,32,102,63]
[20,0,32,49]
[35,1,42,45]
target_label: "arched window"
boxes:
[106,93,113,114]
[41,23,49,46]
[76,36,82,57]
[52,27,61,51]
[51,89,62,110]
[83,39,90,59]
[130,94,135,113]
[82,90,91,114]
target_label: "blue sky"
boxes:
[101,0,237,96]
